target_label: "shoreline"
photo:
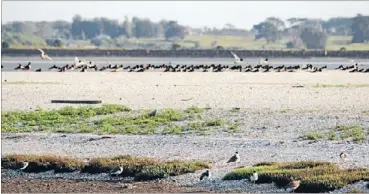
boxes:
[3,48,369,58]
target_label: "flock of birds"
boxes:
[2,49,369,73]
[15,151,349,193]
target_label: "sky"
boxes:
[2,1,369,30]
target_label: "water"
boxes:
[2,56,369,72]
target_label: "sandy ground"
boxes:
[1,71,369,112]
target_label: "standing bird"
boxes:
[230,51,244,64]
[110,166,123,177]
[35,68,42,72]
[340,152,348,162]
[250,170,258,184]
[286,177,301,193]
[37,48,53,60]
[227,151,240,167]
[200,170,211,181]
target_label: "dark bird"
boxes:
[335,65,343,70]
[227,152,240,167]
[148,110,157,117]
[23,62,31,71]
[200,170,211,181]
[49,65,59,70]
[15,64,24,70]
[35,68,42,72]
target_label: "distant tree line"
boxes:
[2,14,369,50]
[252,14,369,49]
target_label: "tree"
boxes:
[351,14,369,43]
[322,17,352,36]
[252,17,285,43]
[164,21,185,40]
[300,27,328,49]
[132,17,155,38]
[54,39,63,47]
[2,41,10,49]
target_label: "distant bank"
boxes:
[2,48,369,58]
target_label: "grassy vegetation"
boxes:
[313,84,369,88]
[228,123,240,133]
[300,131,325,140]
[231,107,241,113]
[2,81,62,85]
[1,154,211,180]
[5,35,369,50]
[1,105,237,135]
[300,125,368,143]
[2,154,84,173]
[222,161,369,193]
[1,104,132,133]
[280,109,293,114]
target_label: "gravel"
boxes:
[2,71,369,192]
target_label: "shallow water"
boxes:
[1,56,369,72]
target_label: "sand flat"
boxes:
[1,71,369,112]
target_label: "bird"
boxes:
[259,58,268,65]
[23,62,31,71]
[285,177,301,193]
[250,170,258,184]
[37,48,53,60]
[148,109,157,117]
[74,56,89,67]
[200,170,211,181]
[230,51,243,64]
[227,151,240,167]
[340,152,348,162]
[110,166,123,176]
[15,64,24,70]
[35,68,42,72]
[19,161,29,171]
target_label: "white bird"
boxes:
[259,58,269,65]
[74,56,89,67]
[250,170,258,184]
[230,51,244,64]
[227,151,240,167]
[340,152,348,162]
[200,170,211,181]
[37,48,53,60]
[19,162,29,170]
[110,166,123,176]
